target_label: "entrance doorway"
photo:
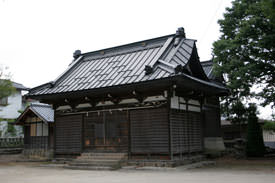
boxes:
[83,110,128,152]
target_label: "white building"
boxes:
[0,81,28,137]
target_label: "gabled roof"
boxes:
[201,60,226,85]
[28,28,228,98]
[0,80,29,91]
[201,60,215,80]
[12,81,29,91]
[16,103,54,124]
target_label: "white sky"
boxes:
[0,0,273,119]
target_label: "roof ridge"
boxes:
[30,103,51,107]
[80,34,175,57]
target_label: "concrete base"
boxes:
[204,137,225,152]
[23,149,54,160]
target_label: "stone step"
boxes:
[81,152,126,155]
[76,156,126,160]
[70,159,121,166]
[80,153,127,157]
[77,153,127,161]
[65,165,114,171]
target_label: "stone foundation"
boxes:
[204,137,225,152]
[127,154,205,167]
[22,149,54,160]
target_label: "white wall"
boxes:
[170,96,201,112]
[0,90,23,119]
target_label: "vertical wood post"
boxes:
[103,112,106,145]
[178,96,183,160]
[81,114,84,152]
[168,87,173,160]
[127,110,131,160]
[200,97,205,151]
[185,98,190,156]
[53,110,56,158]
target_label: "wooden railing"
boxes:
[0,138,24,148]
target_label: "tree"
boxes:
[213,0,275,121]
[246,104,265,157]
[0,65,15,100]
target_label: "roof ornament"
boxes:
[174,27,186,46]
[48,81,55,88]
[144,65,153,75]
[175,65,183,74]
[73,50,81,59]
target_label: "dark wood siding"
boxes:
[55,114,82,154]
[83,111,128,152]
[130,107,169,154]
[24,126,30,146]
[24,125,50,150]
[24,136,48,149]
[170,110,203,154]
[203,107,221,137]
[49,126,54,149]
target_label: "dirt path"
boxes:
[0,159,275,183]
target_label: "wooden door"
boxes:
[83,110,128,152]
[55,114,82,154]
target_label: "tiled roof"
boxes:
[16,103,54,123]
[12,81,29,90]
[201,60,214,79]
[30,103,54,123]
[28,29,227,97]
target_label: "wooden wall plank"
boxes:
[170,110,203,154]
[130,107,169,154]
[55,114,82,154]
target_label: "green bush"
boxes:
[262,121,275,132]
[245,104,265,157]
[7,122,16,136]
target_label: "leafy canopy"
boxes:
[213,0,275,120]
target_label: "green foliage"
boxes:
[213,0,275,121]
[0,118,16,123]
[262,121,275,131]
[245,104,265,157]
[0,65,16,99]
[7,122,16,136]
[17,110,24,114]
[0,79,15,99]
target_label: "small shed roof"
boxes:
[16,103,54,124]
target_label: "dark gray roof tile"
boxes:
[201,60,215,80]
[30,103,54,123]
[28,34,226,96]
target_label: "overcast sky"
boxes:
[0,0,273,119]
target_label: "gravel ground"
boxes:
[0,158,275,183]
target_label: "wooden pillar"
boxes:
[53,110,56,158]
[185,98,190,156]
[200,97,205,151]
[103,112,106,145]
[47,124,50,150]
[127,110,131,159]
[168,87,173,160]
[81,114,84,152]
